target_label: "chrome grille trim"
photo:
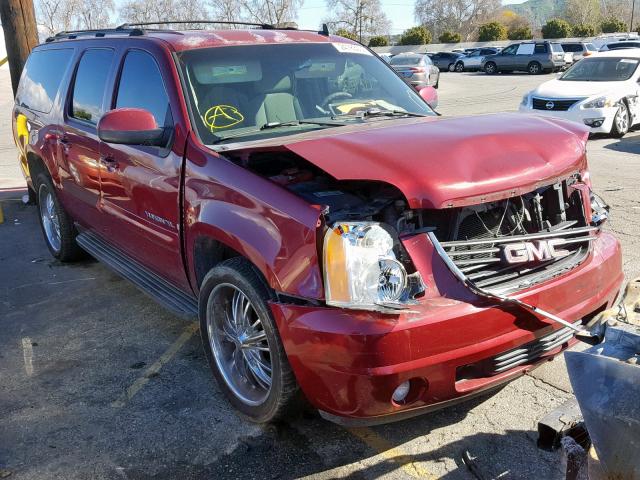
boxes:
[440,225,599,248]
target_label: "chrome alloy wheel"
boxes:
[207,284,272,405]
[38,183,61,253]
[615,104,629,134]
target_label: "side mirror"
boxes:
[98,108,166,146]
[418,86,438,109]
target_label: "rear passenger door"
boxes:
[99,48,188,289]
[60,48,115,227]
[515,43,535,70]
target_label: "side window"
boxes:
[516,44,535,55]
[71,49,114,124]
[115,50,171,128]
[535,44,549,54]
[16,49,74,113]
[502,45,518,55]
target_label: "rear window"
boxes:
[561,44,581,53]
[608,42,640,50]
[586,43,597,51]
[16,49,74,113]
[71,49,114,124]
[390,55,422,65]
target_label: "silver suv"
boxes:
[481,41,566,75]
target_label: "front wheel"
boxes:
[611,102,630,138]
[454,62,464,72]
[447,63,455,72]
[199,257,302,423]
[484,62,497,74]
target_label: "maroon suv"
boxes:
[13,24,623,425]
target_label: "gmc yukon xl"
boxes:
[13,24,623,425]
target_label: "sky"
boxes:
[113,0,527,36]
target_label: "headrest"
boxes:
[258,71,292,93]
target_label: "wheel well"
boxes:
[27,153,46,185]
[193,236,242,289]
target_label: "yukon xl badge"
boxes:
[502,238,570,264]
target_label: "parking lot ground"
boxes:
[1,68,640,480]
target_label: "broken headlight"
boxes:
[591,191,609,225]
[323,222,422,313]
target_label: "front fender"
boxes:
[184,139,324,299]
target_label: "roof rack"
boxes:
[117,20,276,30]
[45,21,331,43]
[45,27,149,42]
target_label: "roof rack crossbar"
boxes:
[116,20,276,30]
[45,27,147,42]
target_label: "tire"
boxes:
[35,172,83,262]
[454,61,464,72]
[484,62,497,74]
[447,63,455,72]
[199,257,302,423]
[527,61,542,75]
[611,102,630,138]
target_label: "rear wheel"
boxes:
[454,61,464,72]
[527,61,542,75]
[35,172,82,262]
[484,62,497,74]
[199,257,302,423]
[611,102,630,138]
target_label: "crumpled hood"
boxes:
[282,113,589,209]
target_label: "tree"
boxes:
[36,0,113,36]
[335,27,358,40]
[600,16,627,33]
[414,0,502,41]
[120,0,211,29]
[368,35,388,46]
[398,25,432,45]
[325,0,391,43]
[439,31,461,42]
[477,21,507,41]
[508,25,532,40]
[572,23,597,36]
[541,18,572,38]
[76,0,114,30]
[564,0,601,27]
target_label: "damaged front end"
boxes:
[225,146,610,331]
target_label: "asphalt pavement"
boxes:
[1,65,639,480]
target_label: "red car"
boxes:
[13,23,622,425]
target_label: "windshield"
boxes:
[390,55,421,65]
[560,57,639,81]
[586,43,596,51]
[177,43,434,144]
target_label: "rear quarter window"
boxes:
[16,49,74,113]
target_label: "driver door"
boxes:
[99,47,189,290]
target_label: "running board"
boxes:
[76,230,198,317]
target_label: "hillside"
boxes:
[504,0,566,28]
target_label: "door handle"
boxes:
[59,136,71,153]
[100,155,119,173]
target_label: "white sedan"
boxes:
[519,50,640,137]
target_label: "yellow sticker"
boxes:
[202,105,244,131]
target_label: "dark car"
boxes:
[481,41,566,74]
[430,51,465,71]
[13,23,622,426]
[389,53,440,88]
[453,48,501,72]
[600,40,640,51]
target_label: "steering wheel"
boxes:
[321,91,352,108]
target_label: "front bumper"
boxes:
[270,232,623,423]
[519,105,618,133]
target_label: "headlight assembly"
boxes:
[323,222,424,313]
[583,96,615,109]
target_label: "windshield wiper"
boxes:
[333,108,428,121]
[259,120,345,130]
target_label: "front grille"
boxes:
[441,225,598,293]
[457,321,580,380]
[532,97,582,111]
